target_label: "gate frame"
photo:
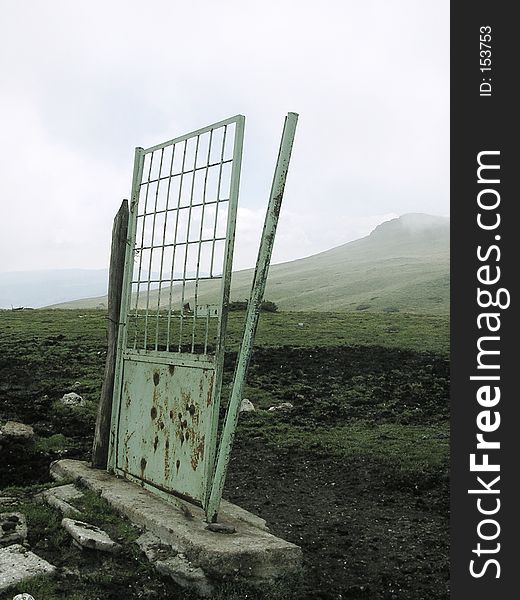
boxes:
[107,115,245,511]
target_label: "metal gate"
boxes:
[108,115,245,508]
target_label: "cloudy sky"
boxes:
[0,0,449,274]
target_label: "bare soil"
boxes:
[1,316,449,600]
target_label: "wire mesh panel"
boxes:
[128,118,240,354]
[109,116,245,508]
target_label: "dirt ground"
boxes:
[226,436,448,600]
[0,312,449,600]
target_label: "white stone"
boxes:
[61,518,121,553]
[268,402,294,412]
[0,544,56,592]
[239,399,255,413]
[37,484,83,517]
[0,422,34,442]
[136,531,176,562]
[0,512,28,547]
[155,555,214,598]
[60,392,84,407]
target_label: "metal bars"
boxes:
[107,112,298,522]
[125,117,244,355]
[107,116,245,504]
[206,112,299,522]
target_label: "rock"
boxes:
[36,484,83,517]
[136,531,177,562]
[155,555,214,598]
[61,518,121,553]
[13,594,36,600]
[0,421,35,442]
[239,399,255,413]
[60,392,84,407]
[268,402,294,412]
[0,544,56,592]
[136,533,213,598]
[0,513,28,547]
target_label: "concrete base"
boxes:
[50,460,301,583]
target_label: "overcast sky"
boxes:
[0,0,449,274]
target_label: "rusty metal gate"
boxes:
[108,115,245,508]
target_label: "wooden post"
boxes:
[92,199,129,468]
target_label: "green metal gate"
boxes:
[108,115,245,508]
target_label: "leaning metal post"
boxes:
[206,112,299,522]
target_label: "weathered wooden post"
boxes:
[92,199,129,468]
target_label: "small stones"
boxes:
[0,544,56,593]
[61,518,121,553]
[239,399,255,413]
[0,421,35,443]
[60,392,84,407]
[268,402,294,412]
[0,513,28,548]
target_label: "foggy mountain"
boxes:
[42,213,449,314]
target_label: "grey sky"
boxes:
[0,0,449,273]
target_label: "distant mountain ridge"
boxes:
[0,269,108,309]
[40,213,449,314]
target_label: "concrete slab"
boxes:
[61,518,121,553]
[36,484,83,517]
[51,459,301,582]
[0,544,56,593]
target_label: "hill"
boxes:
[47,213,449,314]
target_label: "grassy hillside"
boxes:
[49,213,449,314]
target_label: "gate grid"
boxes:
[108,115,244,510]
[108,112,297,521]
[127,116,243,355]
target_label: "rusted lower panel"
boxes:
[115,355,215,505]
